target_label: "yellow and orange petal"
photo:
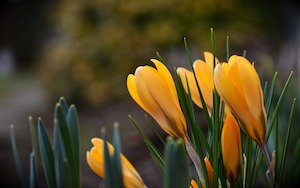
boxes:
[86,138,145,188]
[204,157,214,187]
[215,55,266,145]
[127,59,188,138]
[221,114,242,182]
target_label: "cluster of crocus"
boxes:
[86,138,146,188]
[87,51,269,187]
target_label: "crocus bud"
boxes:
[214,55,267,145]
[177,52,217,113]
[86,138,145,188]
[221,114,242,183]
[127,59,188,138]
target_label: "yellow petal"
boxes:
[127,74,148,112]
[214,64,249,123]
[86,148,104,178]
[230,57,263,119]
[135,66,187,138]
[194,60,214,111]
[219,56,267,145]
[87,138,145,187]
[203,51,219,71]
[177,67,203,108]
[204,157,214,187]
[151,59,181,110]
[221,114,242,182]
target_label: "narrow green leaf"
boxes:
[279,98,296,185]
[266,71,293,141]
[10,125,28,188]
[286,139,300,186]
[38,118,56,188]
[54,125,70,188]
[145,115,165,145]
[30,152,37,188]
[245,137,253,188]
[210,28,216,67]
[29,116,38,181]
[102,128,116,188]
[176,72,211,156]
[176,72,210,187]
[263,81,268,103]
[226,36,230,61]
[183,37,212,127]
[112,123,124,188]
[275,117,279,185]
[265,72,278,117]
[129,115,165,173]
[243,50,247,58]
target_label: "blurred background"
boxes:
[0,0,299,187]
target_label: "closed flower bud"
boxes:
[86,138,145,188]
[214,55,267,145]
[221,114,242,183]
[127,59,188,138]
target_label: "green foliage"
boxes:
[164,137,189,188]
[11,97,81,188]
[102,126,124,188]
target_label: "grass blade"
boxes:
[129,115,165,173]
[10,125,28,188]
[266,71,293,142]
[279,98,296,185]
[112,123,124,188]
[30,152,37,188]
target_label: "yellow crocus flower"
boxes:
[177,52,218,113]
[86,138,146,188]
[214,55,267,145]
[221,114,242,183]
[127,59,188,138]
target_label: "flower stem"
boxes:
[184,137,205,184]
[260,143,274,187]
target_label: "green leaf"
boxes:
[145,115,165,145]
[226,36,230,61]
[287,139,300,186]
[38,118,56,188]
[279,98,296,185]
[66,105,81,186]
[29,116,38,182]
[265,72,278,117]
[129,115,165,173]
[30,152,37,188]
[102,128,118,188]
[266,71,293,142]
[59,97,69,115]
[183,37,212,127]
[164,137,189,188]
[112,123,124,188]
[54,125,70,188]
[10,125,28,188]
[54,104,76,183]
